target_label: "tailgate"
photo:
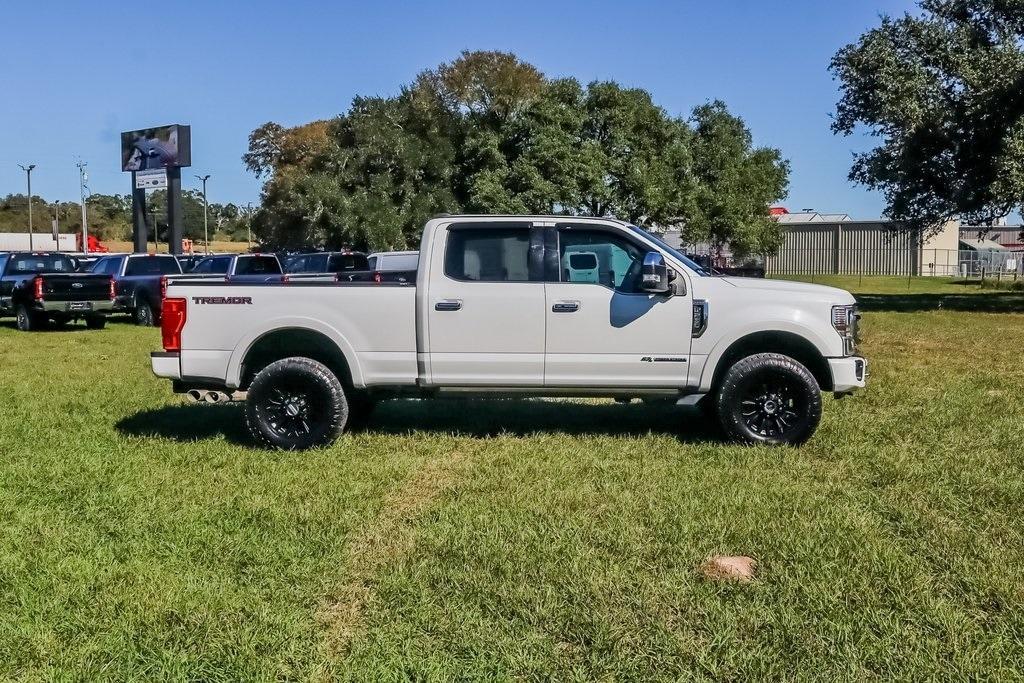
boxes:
[40,274,111,302]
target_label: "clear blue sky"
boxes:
[1,0,915,219]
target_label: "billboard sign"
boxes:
[121,124,191,171]
[135,168,168,190]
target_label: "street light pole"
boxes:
[77,160,89,253]
[18,164,36,250]
[196,174,211,254]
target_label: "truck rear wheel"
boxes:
[16,305,43,332]
[714,352,821,446]
[245,357,349,450]
[134,301,155,327]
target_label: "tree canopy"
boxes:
[246,50,789,255]
[831,0,1024,231]
[0,191,251,244]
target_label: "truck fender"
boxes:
[697,320,834,393]
[225,316,364,389]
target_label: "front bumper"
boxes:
[151,352,182,380]
[829,356,867,394]
[36,300,116,314]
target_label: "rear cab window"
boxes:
[125,256,182,276]
[328,253,369,272]
[194,257,231,274]
[235,255,281,275]
[8,254,76,274]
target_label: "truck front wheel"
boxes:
[245,357,349,450]
[714,353,822,446]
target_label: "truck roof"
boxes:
[433,214,630,226]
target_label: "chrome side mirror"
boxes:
[641,251,671,294]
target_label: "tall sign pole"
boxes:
[167,167,183,255]
[131,172,148,253]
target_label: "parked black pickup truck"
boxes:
[0,252,114,331]
[90,253,182,326]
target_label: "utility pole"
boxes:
[246,201,253,250]
[53,201,60,252]
[77,160,89,253]
[18,164,36,250]
[195,174,211,254]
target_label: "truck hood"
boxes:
[717,277,856,304]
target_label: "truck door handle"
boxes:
[551,300,580,313]
[435,299,462,311]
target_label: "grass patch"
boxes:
[2,279,1023,678]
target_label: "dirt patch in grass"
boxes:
[698,555,758,583]
[318,450,470,655]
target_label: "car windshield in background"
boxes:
[8,255,75,274]
[235,256,281,275]
[628,226,709,276]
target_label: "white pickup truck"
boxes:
[151,215,866,449]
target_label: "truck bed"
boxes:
[166,279,418,389]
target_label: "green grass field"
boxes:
[2,276,1024,680]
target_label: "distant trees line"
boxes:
[0,191,252,244]
[243,50,791,256]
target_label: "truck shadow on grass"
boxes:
[855,292,1024,313]
[115,399,722,446]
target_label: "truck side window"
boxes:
[558,228,645,293]
[445,228,531,282]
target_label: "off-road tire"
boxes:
[245,357,348,450]
[16,305,43,332]
[714,352,822,446]
[134,300,156,327]
[85,315,107,330]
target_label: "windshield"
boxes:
[8,254,76,274]
[627,226,709,276]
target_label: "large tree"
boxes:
[686,102,790,256]
[831,0,1024,231]
[246,51,788,253]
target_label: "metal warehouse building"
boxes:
[765,218,962,276]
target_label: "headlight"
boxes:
[831,304,859,355]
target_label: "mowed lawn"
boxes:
[2,278,1024,680]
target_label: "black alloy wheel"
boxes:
[246,357,348,450]
[715,353,822,446]
[135,301,155,327]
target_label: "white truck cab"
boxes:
[151,215,866,449]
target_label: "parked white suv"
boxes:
[151,215,865,449]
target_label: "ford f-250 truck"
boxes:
[0,252,115,331]
[151,215,866,450]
